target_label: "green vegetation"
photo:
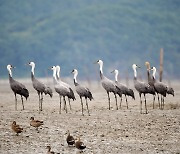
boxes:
[0,0,180,79]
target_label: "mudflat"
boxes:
[0,79,179,154]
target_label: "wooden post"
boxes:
[159,48,164,82]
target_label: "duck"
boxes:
[46,146,54,154]
[46,145,60,154]
[30,117,43,131]
[66,130,75,146]
[75,137,86,151]
[11,121,23,135]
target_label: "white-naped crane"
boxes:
[7,64,29,110]
[111,69,135,109]
[50,66,75,113]
[56,65,75,111]
[71,69,93,116]
[95,60,120,110]
[151,66,168,109]
[27,62,52,113]
[132,64,155,114]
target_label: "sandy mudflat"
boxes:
[0,79,180,154]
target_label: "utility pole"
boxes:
[159,48,164,82]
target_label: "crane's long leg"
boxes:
[139,93,142,114]
[160,95,163,110]
[41,93,43,111]
[80,97,84,116]
[120,96,122,109]
[63,98,66,111]
[68,98,72,110]
[14,93,17,111]
[125,95,128,109]
[59,95,61,114]
[63,96,67,113]
[157,94,160,109]
[107,92,110,110]
[114,93,118,110]
[21,96,24,110]
[144,93,148,114]
[153,94,155,109]
[38,92,41,113]
[85,98,90,116]
[162,96,165,110]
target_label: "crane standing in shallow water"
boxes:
[7,64,29,110]
[71,69,93,116]
[95,60,120,110]
[28,62,52,113]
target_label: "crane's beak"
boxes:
[11,65,16,69]
[71,70,74,73]
[111,70,115,73]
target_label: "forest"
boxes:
[0,0,180,79]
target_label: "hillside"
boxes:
[0,0,180,79]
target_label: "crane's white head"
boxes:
[96,59,103,65]
[7,64,15,77]
[151,66,156,72]
[71,69,78,75]
[28,61,35,67]
[111,69,118,74]
[132,64,139,70]
[51,66,56,71]
[7,64,14,70]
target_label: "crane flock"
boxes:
[6,60,174,115]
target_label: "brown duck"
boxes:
[46,146,54,154]
[66,130,75,146]
[75,137,86,151]
[11,121,23,135]
[30,117,43,131]
[46,146,60,154]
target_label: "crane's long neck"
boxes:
[152,69,156,80]
[8,68,12,77]
[73,72,79,86]
[133,67,137,80]
[99,63,104,79]
[52,69,58,85]
[114,71,118,82]
[31,65,35,76]
[56,69,61,81]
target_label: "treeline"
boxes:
[0,0,180,79]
